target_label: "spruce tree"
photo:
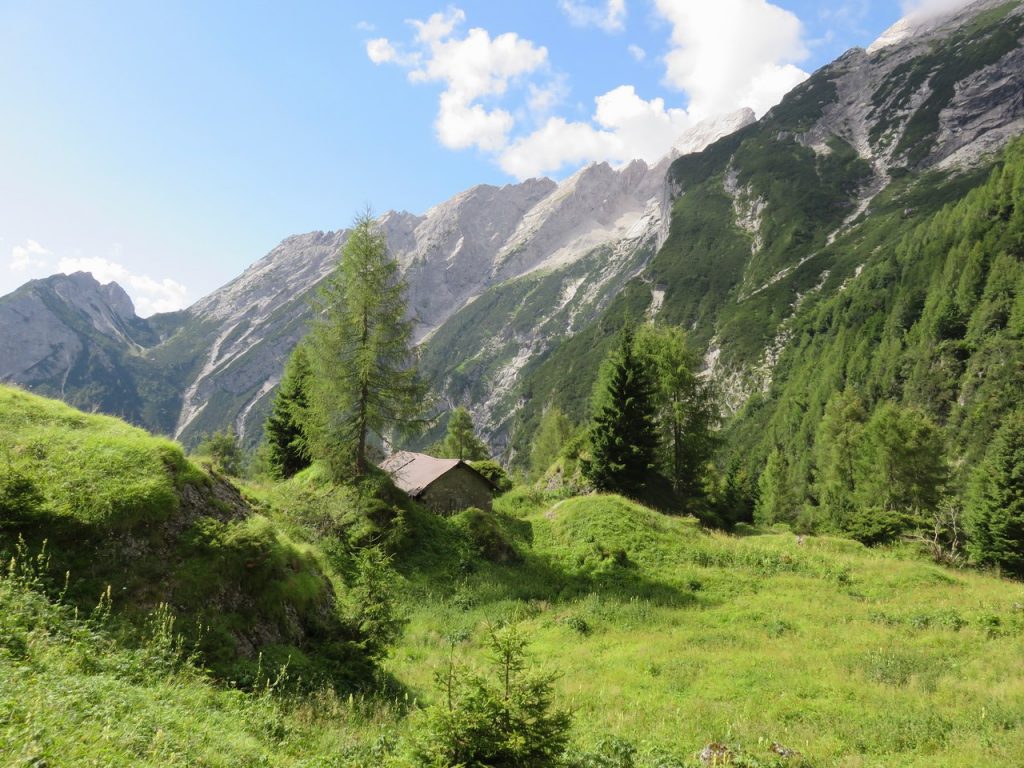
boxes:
[305,210,428,479]
[966,410,1024,576]
[265,343,312,479]
[440,407,488,461]
[584,328,659,496]
[634,323,718,497]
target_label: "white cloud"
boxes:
[366,38,399,64]
[355,20,376,32]
[653,0,809,120]
[527,75,569,116]
[56,256,189,316]
[500,85,691,178]
[500,118,618,179]
[368,2,812,182]
[366,7,548,152]
[9,240,51,273]
[559,0,627,32]
[900,0,974,20]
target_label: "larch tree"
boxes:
[529,406,573,479]
[305,210,428,479]
[966,410,1024,576]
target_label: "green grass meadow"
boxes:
[3,386,1024,766]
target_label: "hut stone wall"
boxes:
[420,465,494,514]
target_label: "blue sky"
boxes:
[0,0,945,314]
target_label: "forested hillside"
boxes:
[727,136,1024,531]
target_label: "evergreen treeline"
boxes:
[728,137,1024,564]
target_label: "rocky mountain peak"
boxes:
[671,108,757,157]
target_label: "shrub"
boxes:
[469,459,513,493]
[457,507,521,564]
[197,428,244,476]
[414,623,571,767]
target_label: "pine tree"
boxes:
[440,407,488,461]
[305,210,428,479]
[264,343,312,479]
[584,329,659,496]
[966,410,1024,576]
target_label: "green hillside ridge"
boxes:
[504,120,1024,537]
[0,385,386,688]
[4,389,1024,765]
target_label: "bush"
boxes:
[414,624,571,767]
[456,507,522,564]
[469,459,513,493]
[844,506,908,545]
[198,428,244,476]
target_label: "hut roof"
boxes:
[379,450,494,497]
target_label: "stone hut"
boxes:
[379,450,497,514]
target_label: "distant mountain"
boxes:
[428,0,1024,456]
[0,272,184,423]
[0,109,754,448]
[2,0,1023,465]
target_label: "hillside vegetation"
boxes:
[3,390,1024,766]
[0,385,386,688]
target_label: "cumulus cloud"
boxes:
[9,240,51,273]
[367,7,548,151]
[559,0,627,32]
[497,0,810,178]
[654,0,810,121]
[627,44,646,62]
[900,0,975,19]
[368,2,811,181]
[500,85,691,178]
[56,256,189,316]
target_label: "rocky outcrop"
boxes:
[0,273,165,420]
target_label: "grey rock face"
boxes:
[0,272,161,420]
[163,110,755,448]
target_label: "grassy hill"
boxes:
[0,385,382,689]
[2,388,1024,766]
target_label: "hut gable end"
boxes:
[379,450,496,513]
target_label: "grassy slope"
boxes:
[0,385,369,688]
[3,389,1024,766]
[0,563,398,767]
[387,492,1024,767]
[3,477,1024,765]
